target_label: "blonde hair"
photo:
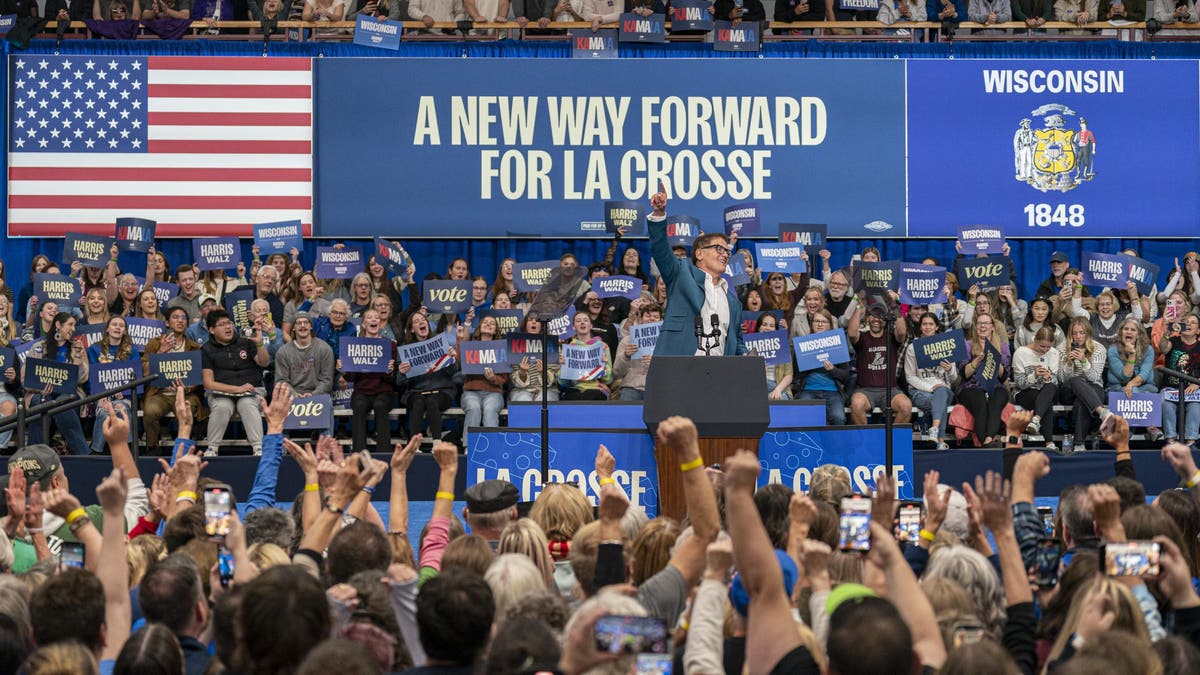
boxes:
[498,518,554,589]
[1044,577,1150,672]
[21,641,99,675]
[389,533,415,568]
[127,534,166,588]
[441,534,494,576]
[629,517,680,586]
[247,542,291,570]
[529,483,594,545]
[485,554,548,616]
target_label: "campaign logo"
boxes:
[1015,103,1095,193]
[863,220,893,233]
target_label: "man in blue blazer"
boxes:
[648,183,746,357]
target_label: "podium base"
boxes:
[654,436,760,521]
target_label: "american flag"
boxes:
[7,55,313,237]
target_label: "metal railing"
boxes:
[0,374,158,456]
[1155,366,1200,441]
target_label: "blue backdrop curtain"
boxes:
[1,37,1198,304]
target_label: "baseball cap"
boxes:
[1050,251,1069,263]
[199,294,219,306]
[729,549,799,617]
[8,444,61,485]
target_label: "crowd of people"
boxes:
[1,230,1199,456]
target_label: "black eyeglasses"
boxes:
[700,244,733,256]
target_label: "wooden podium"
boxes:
[643,356,770,521]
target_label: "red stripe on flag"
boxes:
[8,223,314,237]
[10,195,311,209]
[147,56,313,71]
[10,167,312,182]
[148,84,312,99]
[148,112,312,126]
[147,140,312,154]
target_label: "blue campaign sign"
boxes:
[0,346,13,373]
[0,14,15,34]
[618,12,666,42]
[1081,251,1129,289]
[34,273,82,307]
[562,341,606,380]
[670,0,713,30]
[898,263,947,305]
[1127,255,1160,296]
[152,282,179,308]
[353,15,401,50]
[975,340,1002,394]
[779,223,827,259]
[480,309,524,336]
[793,329,851,371]
[724,202,759,236]
[313,58,906,238]
[373,238,411,277]
[838,0,880,8]
[757,427,914,499]
[398,333,455,377]
[506,332,560,366]
[114,217,156,252]
[755,242,807,274]
[741,309,782,337]
[666,215,699,248]
[546,305,577,340]
[253,220,303,255]
[64,232,115,266]
[75,326,105,351]
[125,318,166,350]
[744,329,789,365]
[604,200,644,234]
[957,256,1012,292]
[285,394,334,431]
[461,340,511,375]
[423,280,472,314]
[332,384,353,408]
[149,351,203,387]
[908,60,1200,238]
[1109,392,1161,427]
[23,357,79,396]
[631,321,660,358]
[913,329,969,369]
[724,257,751,287]
[854,261,900,294]
[224,287,256,333]
[89,359,142,396]
[314,247,364,280]
[512,261,558,293]
[571,29,618,59]
[713,20,760,52]
[192,237,242,271]
[339,336,392,373]
[958,226,1006,255]
[593,275,642,300]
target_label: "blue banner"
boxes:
[512,261,558,293]
[1081,251,1129,289]
[666,215,699,248]
[339,336,392,373]
[506,332,560,366]
[757,427,914,499]
[1109,392,1161,427]
[114,217,156,253]
[604,200,644,234]
[89,359,142,396]
[957,256,1012,293]
[192,237,242,271]
[593,275,642,300]
[1164,388,1200,403]
[23,357,79,396]
[253,220,303,255]
[332,384,353,409]
[424,280,472,314]
[631,321,660,358]
[149,351,203,387]
[755,242,807,274]
[958,226,1006,255]
[75,326,105,351]
[571,29,618,59]
[34,273,82,307]
[619,12,666,42]
[1127,255,1160,297]
[908,60,1200,239]
[398,333,455,377]
[64,232,115,267]
[314,58,906,238]
[724,202,759,236]
[152,281,179,308]
[284,394,334,430]
[744,329,789,365]
[713,20,760,52]
[314,246,364,280]
[793,329,851,371]
[125,318,165,350]
[461,340,511,375]
[373,238,411,277]
[913,329,969,369]
[353,15,402,50]
[898,263,947,306]
[669,0,713,30]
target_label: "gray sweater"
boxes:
[275,338,335,396]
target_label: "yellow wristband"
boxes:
[65,508,88,526]
[599,478,615,486]
[680,457,704,472]
[436,491,455,501]
[304,483,320,492]
[1187,471,1200,489]
[176,491,198,502]
[919,529,937,542]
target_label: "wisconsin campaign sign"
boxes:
[461,340,511,375]
[957,256,1012,292]
[898,263,947,305]
[562,341,606,380]
[424,280,472,314]
[631,321,660,358]
[744,329,789,365]
[913,329,969,369]
[90,359,142,396]
[1081,252,1129,289]
[755,242,807,274]
[669,0,714,30]
[353,15,401,50]
[571,29,618,59]
[593,276,642,300]
[604,200,644,234]
[618,12,666,42]
[285,395,334,430]
[724,202,759,236]
[958,226,1005,255]
[64,232,115,266]
[512,261,558,293]
[149,351,203,387]
[34,274,82,307]
[793,329,851,371]
[398,333,454,377]
[193,238,242,271]
[1109,392,1161,427]
[23,357,79,396]
[114,217,155,252]
[340,337,392,373]
[315,247,364,280]
[253,220,303,255]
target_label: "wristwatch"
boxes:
[1005,435,1022,446]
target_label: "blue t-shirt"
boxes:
[804,371,837,392]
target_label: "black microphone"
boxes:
[710,313,719,330]
[694,316,703,338]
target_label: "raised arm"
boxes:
[866,520,947,670]
[97,468,131,662]
[655,417,720,586]
[388,435,423,541]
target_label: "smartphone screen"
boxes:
[839,496,872,552]
[636,653,672,675]
[1103,541,1161,577]
[218,549,235,588]
[204,486,233,542]
[898,504,922,544]
[1034,538,1062,588]
[594,615,669,655]
[1037,506,1054,537]
[60,542,85,570]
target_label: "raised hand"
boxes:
[723,449,759,494]
[102,401,131,445]
[260,382,294,434]
[974,471,1012,533]
[390,435,422,473]
[283,438,319,477]
[1162,443,1199,483]
[598,481,629,523]
[923,470,948,533]
[655,416,699,458]
[595,444,615,481]
[96,468,128,514]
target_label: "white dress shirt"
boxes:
[696,273,731,356]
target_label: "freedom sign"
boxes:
[593,275,641,300]
[315,247,364,280]
[724,202,759,236]
[64,232,115,266]
[562,341,606,380]
[460,340,512,375]
[913,329,969,369]
[192,237,242,271]
[958,226,1005,255]
[1081,252,1129,289]
[957,256,1012,293]
[284,394,334,430]
[898,263,947,305]
[253,220,303,255]
[339,337,392,373]
[398,333,455,377]
[744,329,789,365]
[792,329,851,372]
[149,351,203,387]
[114,217,155,253]
[631,321,660,358]
[1108,392,1161,427]
[23,357,79,396]
[89,359,143,396]
[34,274,82,307]
[424,280,472,314]
[755,242,807,274]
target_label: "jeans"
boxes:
[1015,384,1058,435]
[206,389,266,454]
[462,390,504,433]
[618,387,645,401]
[404,391,451,439]
[797,390,846,426]
[351,390,395,452]
[91,397,134,453]
[1163,400,1200,441]
[1060,377,1105,439]
[509,389,560,403]
[911,387,953,438]
[28,394,90,455]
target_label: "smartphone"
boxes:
[839,496,872,552]
[204,484,233,542]
[1166,303,1178,321]
[636,653,672,675]
[898,502,922,544]
[1102,540,1161,577]
[594,615,669,655]
[217,548,235,588]
[60,542,85,570]
[1037,506,1054,536]
[1034,538,1062,588]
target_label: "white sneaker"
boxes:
[1045,442,1057,451]
[1027,416,1041,435]
[1098,406,1113,423]
[203,445,218,458]
[252,445,262,457]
